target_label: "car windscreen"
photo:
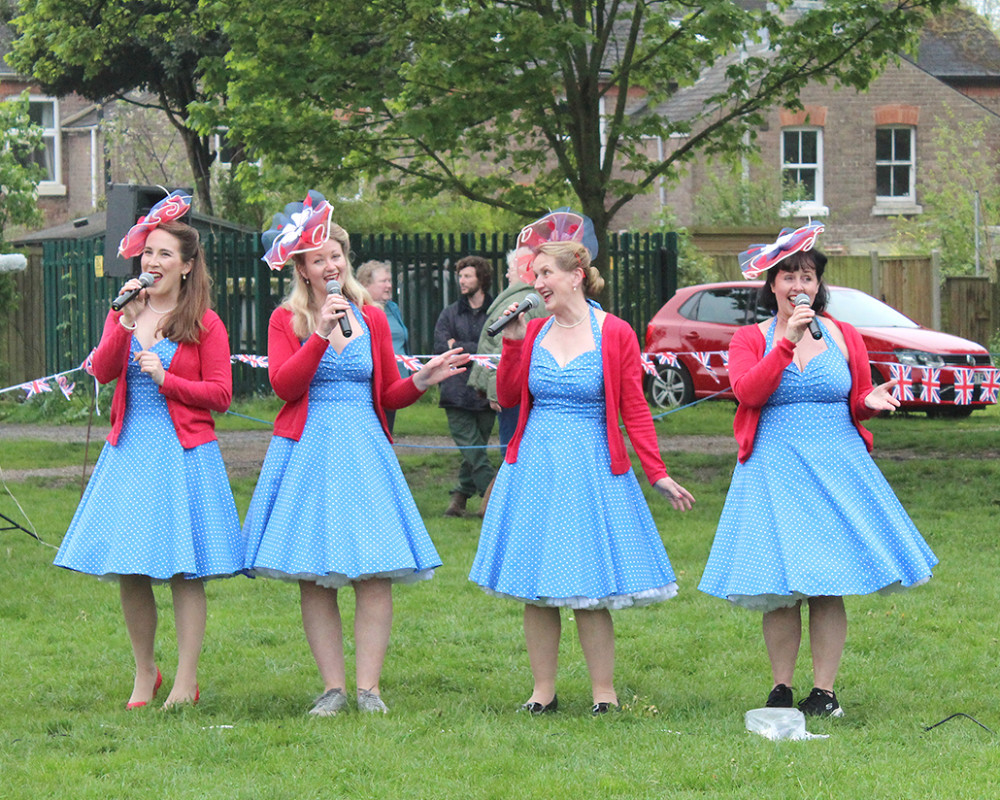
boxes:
[826,288,920,328]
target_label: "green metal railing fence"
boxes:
[40,230,677,395]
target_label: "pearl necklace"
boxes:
[146,300,176,315]
[553,311,588,329]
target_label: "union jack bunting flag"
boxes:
[654,352,679,368]
[80,349,97,377]
[232,353,269,368]
[640,353,658,377]
[720,350,730,368]
[888,363,915,402]
[397,354,424,372]
[56,374,75,400]
[980,368,1000,403]
[690,351,719,379]
[952,367,975,405]
[20,378,52,398]
[469,354,498,369]
[920,367,941,403]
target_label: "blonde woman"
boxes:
[243,192,467,716]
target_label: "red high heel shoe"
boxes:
[126,668,163,710]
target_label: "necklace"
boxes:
[146,300,176,315]
[553,311,588,329]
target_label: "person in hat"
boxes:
[55,192,244,709]
[698,223,938,717]
[242,192,468,717]
[469,212,695,716]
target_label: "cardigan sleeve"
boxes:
[158,313,233,413]
[267,308,329,402]
[496,335,527,408]
[91,310,135,384]
[729,324,796,409]
[614,323,669,484]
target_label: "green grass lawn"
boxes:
[1,400,999,798]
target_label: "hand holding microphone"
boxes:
[793,293,823,340]
[486,293,541,338]
[325,280,352,338]
[111,272,155,312]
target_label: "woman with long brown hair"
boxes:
[55,193,243,709]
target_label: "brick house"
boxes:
[615,6,1000,255]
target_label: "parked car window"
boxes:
[692,289,752,325]
[826,288,919,328]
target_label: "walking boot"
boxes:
[444,492,468,518]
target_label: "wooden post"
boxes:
[869,250,880,298]
[931,249,941,330]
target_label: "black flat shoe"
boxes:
[591,702,620,716]
[519,695,558,715]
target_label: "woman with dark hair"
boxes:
[243,192,467,717]
[55,194,243,709]
[698,224,937,717]
[470,221,694,716]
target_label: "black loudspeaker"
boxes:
[103,184,194,277]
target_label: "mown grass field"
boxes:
[1,397,998,799]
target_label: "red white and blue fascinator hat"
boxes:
[737,220,825,279]
[514,207,599,284]
[117,189,193,259]
[261,190,334,271]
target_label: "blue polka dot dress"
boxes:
[698,318,937,611]
[469,309,678,609]
[54,337,244,582]
[242,309,441,587]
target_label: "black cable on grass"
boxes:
[924,713,994,734]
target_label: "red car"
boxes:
[644,281,995,417]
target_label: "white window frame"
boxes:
[780,126,828,217]
[872,125,921,216]
[212,131,261,171]
[29,96,65,196]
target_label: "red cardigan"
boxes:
[730,316,876,463]
[267,304,424,441]
[95,309,232,448]
[498,313,668,485]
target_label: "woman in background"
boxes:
[55,192,243,709]
[357,259,409,433]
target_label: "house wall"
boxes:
[614,59,1000,254]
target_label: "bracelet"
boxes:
[119,317,137,331]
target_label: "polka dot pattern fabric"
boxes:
[698,318,938,612]
[242,308,441,588]
[469,309,678,610]
[54,337,244,582]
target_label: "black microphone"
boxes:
[325,279,352,337]
[111,272,155,312]
[486,293,541,337]
[793,293,822,340]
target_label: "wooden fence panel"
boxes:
[943,276,995,347]
[0,248,46,388]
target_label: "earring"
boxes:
[182,273,188,282]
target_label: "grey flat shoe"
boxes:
[357,689,388,714]
[308,687,348,717]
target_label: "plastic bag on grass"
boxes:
[745,708,829,741]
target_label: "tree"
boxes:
[8,0,230,214]
[216,0,958,273]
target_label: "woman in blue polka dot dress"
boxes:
[55,215,244,709]
[469,238,695,716]
[698,241,937,718]
[243,194,467,717]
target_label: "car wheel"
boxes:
[647,362,694,409]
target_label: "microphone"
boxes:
[486,293,541,337]
[111,272,155,312]
[793,293,822,340]
[325,279,352,337]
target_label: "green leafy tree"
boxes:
[217,0,957,273]
[8,0,230,214]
